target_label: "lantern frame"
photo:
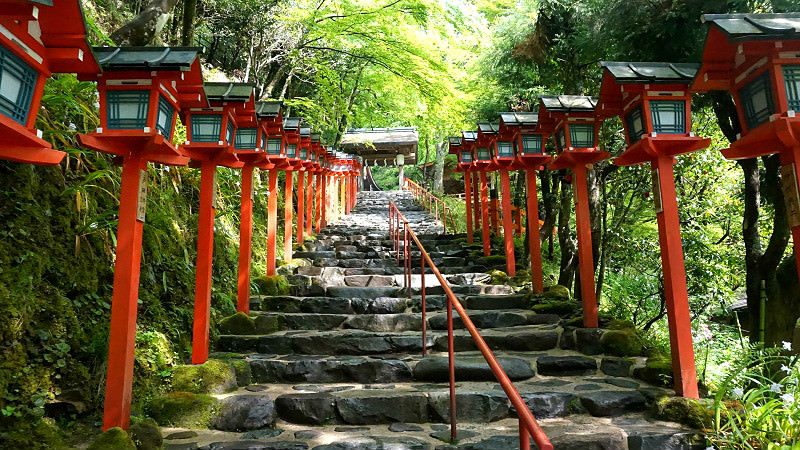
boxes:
[539,95,609,171]
[0,0,99,164]
[474,122,498,172]
[282,117,302,168]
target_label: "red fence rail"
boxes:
[402,179,453,233]
[388,201,553,450]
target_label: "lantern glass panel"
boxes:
[739,72,775,130]
[460,150,473,163]
[0,47,36,125]
[497,141,514,157]
[191,114,222,142]
[783,65,800,111]
[235,128,258,149]
[477,148,491,161]
[156,95,174,139]
[569,124,595,148]
[287,143,297,158]
[650,100,685,134]
[107,90,150,130]
[266,138,282,155]
[300,148,307,159]
[226,120,234,144]
[556,129,566,150]
[626,106,646,143]
[521,135,542,154]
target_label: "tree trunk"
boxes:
[433,141,446,193]
[181,0,198,46]
[540,170,560,260]
[111,0,179,46]
[557,174,577,288]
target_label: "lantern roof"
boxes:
[93,47,202,71]
[311,133,321,143]
[255,100,283,118]
[448,136,462,145]
[600,61,699,83]
[539,95,597,113]
[283,117,302,130]
[300,127,311,137]
[32,0,100,74]
[203,82,255,102]
[702,13,800,41]
[462,131,478,141]
[499,112,538,126]
[477,122,499,133]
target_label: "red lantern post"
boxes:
[501,112,552,293]
[475,123,499,256]
[449,136,475,243]
[693,13,800,282]
[296,127,312,245]
[543,96,609,328]
[77,47,205,430]
[0,1,98,164]
[182,82,254,364]
[259,104,288,276]
[492,116,526,277]
[598,61,708,398]
[282,117,303,261]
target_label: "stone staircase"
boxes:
[161,191,704,450]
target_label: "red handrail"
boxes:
[388,201,553,450]
[402,179,454,233]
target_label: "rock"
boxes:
[574,383,603,391]
[211,394,276,431]
[172,359,238,394]
[253,275,291,296]
[205,441,307,450]
[326,286,400,298]
[240,429,284,439]
[430,429,480,443]
[549,429,628,450]
[653,396,713,428]
[88,427,136,450]
[531,300,579,315]
[295,430,321,439]
[543,284,571,300]
[413,355,533,381]
[579,390,647,416]
[218,312,257,335]
[601,357,634,377]
[600,329,643,357]
[536,356,597,376]
[485,269,509,284]
[147,392,220,428]
[575,328,605,355]
[633,355,673,388]
[389,422,424,432]
[520,392,576,418]
[343,314,422,332]
[254,315,284,334]
[276,393,336,425]
[129,419,162,450]
[428,391,509,422]
[165,431,198,440]
[335,391,429,424]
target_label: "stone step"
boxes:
[248,310,559,333]
[162,415,703,450]
[216,325,561,355]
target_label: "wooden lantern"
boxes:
[0,0,98,164]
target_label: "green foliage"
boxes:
[171,360,237,394]
[128,418,162,450]
[253,275,290,296]
[707,345,800,449]
[654,397,713,430]
[146,392,220,428]
[634,355,674,388]
[87,427,136,450]
[0,418,69,449]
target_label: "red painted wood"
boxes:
[306,171,314,237]
[102,155,146,431]
[267,170,279,276]
[237,164,254,313]
[479,171,491,257]
[315,173,322,233]
[653,156,699,399]
[500,170,516,277]
[191,161,217,364]
[472,171,481,232]
[284,170,294,261]
[464,171,474,244]
[297,170,305,245]
[572,164,599,328]
[526,170,544,294]
[321,174,328,228]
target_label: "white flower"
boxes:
[771,382,783,393]
[781,393,795,404]
[732,387,744,398]
[783,341,793,351]
[68,122,77,131]
[782,364,792,374]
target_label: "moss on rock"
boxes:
[532,299,580,315]
[146,392,220,428]
[171,359,237,394]
[486,269,509,285]
[477,255,507,267]
[606,319,636,330]
[0,419,69,449]
[87,427,136,450]
[634,355,673,388]
[600,329,643,357]
[654,396,712,429]
[254,314,283,334]
[218,312,257,335]
[128,418,162,450]
[253,275,290,296]
[542,284,571,300]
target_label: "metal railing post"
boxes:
[447,288,457,442]
[421,255,427,357]
[520,420,531,450]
